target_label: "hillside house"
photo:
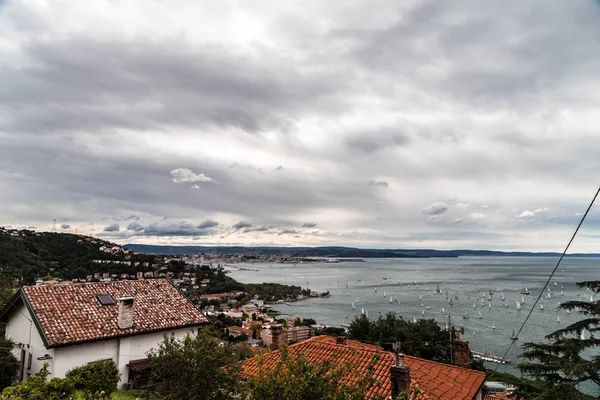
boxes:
[0,279,208,388]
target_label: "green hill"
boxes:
[0,228,153,284]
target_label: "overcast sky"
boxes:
[1,0,600,251]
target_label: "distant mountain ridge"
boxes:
[123,244,600,258]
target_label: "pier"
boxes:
[471,351,510,364]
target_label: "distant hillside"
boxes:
[0,228,154,284]
[124,244,600,258]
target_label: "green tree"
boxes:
[0,338,18,391]
[348,312,455,363]
[516,281,600,399]
[247,345,385,400]
[148,327,241,400]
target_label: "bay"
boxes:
[226,256,598,384]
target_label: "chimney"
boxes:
[117,297,134,330]
[452,338,470,368]
[336,335,346,345]
[390,353,410,400]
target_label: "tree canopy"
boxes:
[516,280,600,399]
[147,327,241,400]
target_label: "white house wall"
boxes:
[51,326,198,385]
[4,303,55,380]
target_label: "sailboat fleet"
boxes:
[340,276,583,345]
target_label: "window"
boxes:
[96,293,114,305]
[27,353,32,370]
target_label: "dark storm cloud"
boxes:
[127,222,145,232]
[103,224,120,232]
[233,221,253,230]
[60,224,71,229]
[302,222,318,228]
[197,220,219,229]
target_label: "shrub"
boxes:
[66,359,120,394]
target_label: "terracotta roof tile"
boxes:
[22,279,208,347]
[240,336,486,400]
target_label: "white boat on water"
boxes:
[389,296,393,303]
[511,329,518,340]
[557,316,561,323]
[516,301,521,310]
[383,291,386,297]
[581,329,586,340]
[540,304,544,310]
[441,308,445,315]
[374,287,378,293]
[478,310,482,319]
[352,301,355,310]
[521,287,530,295]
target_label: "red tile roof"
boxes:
[20,279,208,347]
[240,336,486,400]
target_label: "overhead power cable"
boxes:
[494,186,600,371]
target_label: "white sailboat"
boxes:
[478,310,482,319]
[361,307,365,315]
[473,303,476,308]
[521,296,525,304]
[441,308,445,315]
[374,287,378,293]
[516,301,521,310]
[413,317,417,323]
[557,316,560,323]
[383,291,386,297]
[566,309,571,314]
[581,329,586,340]
[488,302,492,309]
[389,296,393,303]
[511,329,518,340]
[547,292,551,299]
[422,310,425,316]
[352,301,355,310]
[540,304,544,310]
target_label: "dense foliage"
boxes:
[1,361,119,400]
[513,280,600,399]
[0,230,154,284]
[348,312,455,363]
[66,359,120,395]
[0,338,18,391]
[147,328,241,400]
[247,345,385,400]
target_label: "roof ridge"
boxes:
[404,354,486,376]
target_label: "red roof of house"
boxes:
[240,336,486,400]
[16,279,208,347]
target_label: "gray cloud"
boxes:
[422,202,449,216]
[197,220,219,229]
[302,222,318,228]
[2,0,600,251]
[233,221,253,230]
[60,224,71,230]
[127,222,145,232]
[369,181,389,188]
[103,224,120,232]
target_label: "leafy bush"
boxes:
[66,359,120,395]
[1,363,76,399]
[0,338,18,391]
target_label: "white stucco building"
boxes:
[0,279,208,388]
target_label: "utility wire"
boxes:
[494,186,600,371]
